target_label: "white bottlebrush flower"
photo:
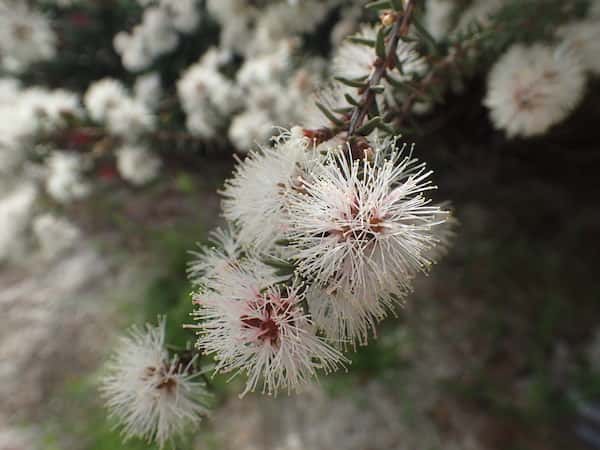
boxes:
[300,83,354,130]
[187,227,244,286]
[134,72,162,108]
[333,24,426,81]
[106,98,156,139]
[0,2,56,73]
[190,265,345,397]
[177,51,242,138]
[116,145,161,186]
[0,77,20,105]
[162,0,201,33]
[101,318,209,448]
[424,0,456,41]
[333,25,379,80]
[236,41,294,88]
[45,151,91,203]
[556,20,600,75]
[113,29,152,72]
[221,127,320,249]
[19,88,82,133]
[305,283,379,348]
[286,140,447,314]
[141,7,179,56]
[484,44,586,138]
[206,0,256,25]
[256,0,334,39]
[84,78,128,123]
[228,109,274,152]
[32,213,80,259]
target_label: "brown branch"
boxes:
[347,0,417,137]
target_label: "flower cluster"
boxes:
[190,125,451,391]
[114,0,201,72]
[0,1,56,73]
[101,318,210,448]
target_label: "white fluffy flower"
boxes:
[134,72,162,108]
[228,109,274,152]
[333,25,380,81]
[45,151,90,203]
[32,213,80,259]
[0,77,20,104]
[19,88,82,133]
[116,145,161,186]
[424,0,456,41]
[106,98,156,139]
[114,29,152,72]
[177,50,242,138]
[190,264,345,397]
[556,20,600,75]
[162,0,201,33]
[305,284,377,347]
[187,227,244,286]
[221,127,320,249]
[286,141,447,320]
[101,318,209,448]
[84,78,128,123]
[142,7,179,55]
[333,24,425,81]
[256,0,335,39]
[484,44,586,138]
[0,2,56,73]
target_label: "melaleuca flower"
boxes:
[333,25,426,83]
[134,72,162,108]
[306,208,453,348]
[84,79,128,123]
[221,127,321,249]
[484,44,586,138]
[286,141,448,318]
[162,0,201,34]
[424,0,456,41]
[305,283,379,348]
[556,20,600,75]
[0,2,56,73]
[116,145,161,186]
[45,151,91,203]
[177,49,242,138]
[19,88,82,133]
[190,264,345,397]
[300,83,354,130]
[107,97,156,139]
[100,318,209,448]
[187,226,245,286]
[228,109,274,152]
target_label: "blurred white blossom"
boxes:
[0,1,56,73]
[484,44,586,138]
[45,151,91,203]
[116,145,161,186]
